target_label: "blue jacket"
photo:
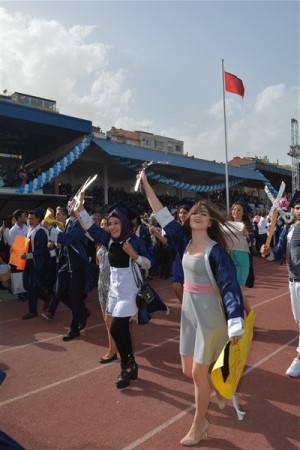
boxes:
[57,218,98,292]
[26,228,50,279]
[160,214,244,321]
[84,223,152,263]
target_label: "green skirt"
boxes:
[231,250,250,286]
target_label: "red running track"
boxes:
[0,256,299,450]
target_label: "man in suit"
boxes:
[47,200,93,341]
[42,206,68,321]
[22,208,50,319]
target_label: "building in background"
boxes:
[106,127,184,155]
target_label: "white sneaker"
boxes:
[286,358,300,377]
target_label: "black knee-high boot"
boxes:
[110,316,138,389]
[116,357,138,389]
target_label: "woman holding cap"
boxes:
[139,170,244,446]
[74,198,151,389]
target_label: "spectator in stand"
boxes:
[18,166,27,187]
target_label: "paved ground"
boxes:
[0,256,299,450]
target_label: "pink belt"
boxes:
[183,281,215,294]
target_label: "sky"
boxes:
[0,0,299,165]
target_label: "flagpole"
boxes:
[222,59,230,214]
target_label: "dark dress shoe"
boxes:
[78,309,91,331]
[22,312,38,320]
[62,329,80,341]
[99,354,117,364]
[42,295,51,311]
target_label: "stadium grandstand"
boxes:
[0,91,292,220]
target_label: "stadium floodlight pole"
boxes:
[221,58,230,215]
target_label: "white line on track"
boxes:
[122,336,298,450]
[0,284,295,449]
[122,406,195,450]
[0,336,179,407]
[0,289,290,354]
[0,323,103,354]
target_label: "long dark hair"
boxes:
[228,202,251,226]
[182,200,232,249]
[177,204,191,224]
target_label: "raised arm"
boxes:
[140,170,164,213]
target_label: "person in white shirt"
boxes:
[257,212,268,249]
[9,209,28,247]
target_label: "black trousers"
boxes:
[46,256,57,295]
[110,317,133,367]
[23,269,49,314]
[53,268,86,329]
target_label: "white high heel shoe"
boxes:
[180,418,209,446]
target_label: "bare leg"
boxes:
[242,287,251,316]
[101,310,117,358]
[180,356,210,445]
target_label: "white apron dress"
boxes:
[108,266,139,318]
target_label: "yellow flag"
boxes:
[211,309,255,399]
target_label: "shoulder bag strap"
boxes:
[130,258,143,289]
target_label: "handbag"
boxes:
[131,260,155,310]
[136,284,155,310]
[10,272,27,295]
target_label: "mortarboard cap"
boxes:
[289,191,300,208]
[107,201,137,220]
[129,206,143,218]
[29,207,45,221]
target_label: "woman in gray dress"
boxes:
[140,171,244,446]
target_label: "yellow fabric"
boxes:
[211,309,255,399]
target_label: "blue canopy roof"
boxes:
[92,138,268,183]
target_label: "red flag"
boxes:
[224,72,245,98]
